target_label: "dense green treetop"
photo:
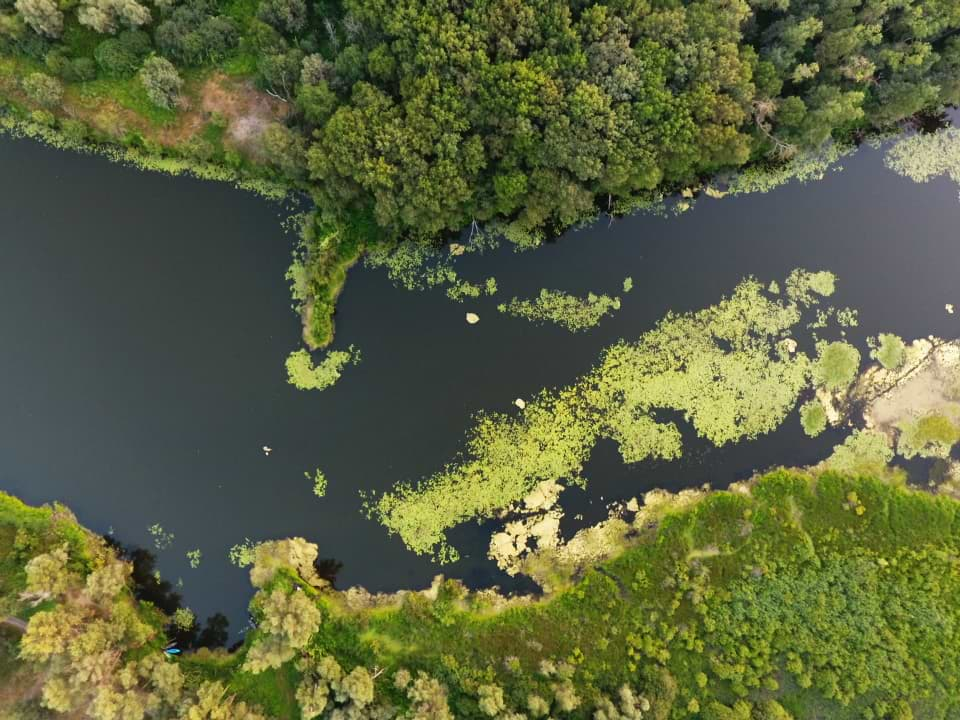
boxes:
[2,0,959,246]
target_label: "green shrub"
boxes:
[800,399,827,437]
[21,71,62,107]
[873,333,906,370]
[897,413,960,458]
[138,55,182,109]
[813,341,861,391]
[94,30,151,78]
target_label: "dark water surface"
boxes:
[1,134,959,633]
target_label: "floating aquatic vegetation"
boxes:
[445,277,498,302]
[726,144,851,196]
[286,346,360,392]
[884,127,960,190]
[148,523,174,551]
[375,270,838,559]
[0,115,287,199]
[836,307,859,328]
[445,280,481,302]
[622,277,633,293]
[186,549,201,569]
[498,289,622,332]
[786,268,837,305]
[228,538,260,567]
[307,469,328,498]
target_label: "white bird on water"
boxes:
[262,446,273,456]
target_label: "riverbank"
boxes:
[4,465,960,718]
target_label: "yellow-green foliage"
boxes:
[785,268,837,305]
[822,429,894,475]
[308,469,327,498]
[727,145,852,196]
[812,340,861,391]
[897,412,960,458]
[498,289,622,332]
[885,126,960,187]
[285,346,359,392]
[10,471,960,719]
[375,271,836,558]
[872,333,906,370]
[800,400,827,437]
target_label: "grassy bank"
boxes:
[4,467,960,718]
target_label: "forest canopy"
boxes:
[3,0,959,347]
[1,0,959,246]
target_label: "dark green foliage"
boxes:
[256,46,301,98]
[296,80,337,126]
[292,211,372,348]
[154,0,239,66]
[94,29,151,78]
[255,0,305,36]
[296,0,960,239]
[3,0,959,254]
[46,50,96,81]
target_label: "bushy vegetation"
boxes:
[896,412,960,459]
[138,54,182,108]
[821,429,894,475]
[871,333,906,371]
[799,399,827,437]
[812,340,860,391]
[2,0,960,344]
[0,492,271,718]
[7,469,960,719]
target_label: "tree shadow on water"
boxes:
[104,537,229,650]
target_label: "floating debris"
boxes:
[466,313,480,324]
[947,304,954,314]
[262,445,272,456]
[514,398,526,409]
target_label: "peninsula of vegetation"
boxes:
[2,0,960,345]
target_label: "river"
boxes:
[1,126,958,635]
